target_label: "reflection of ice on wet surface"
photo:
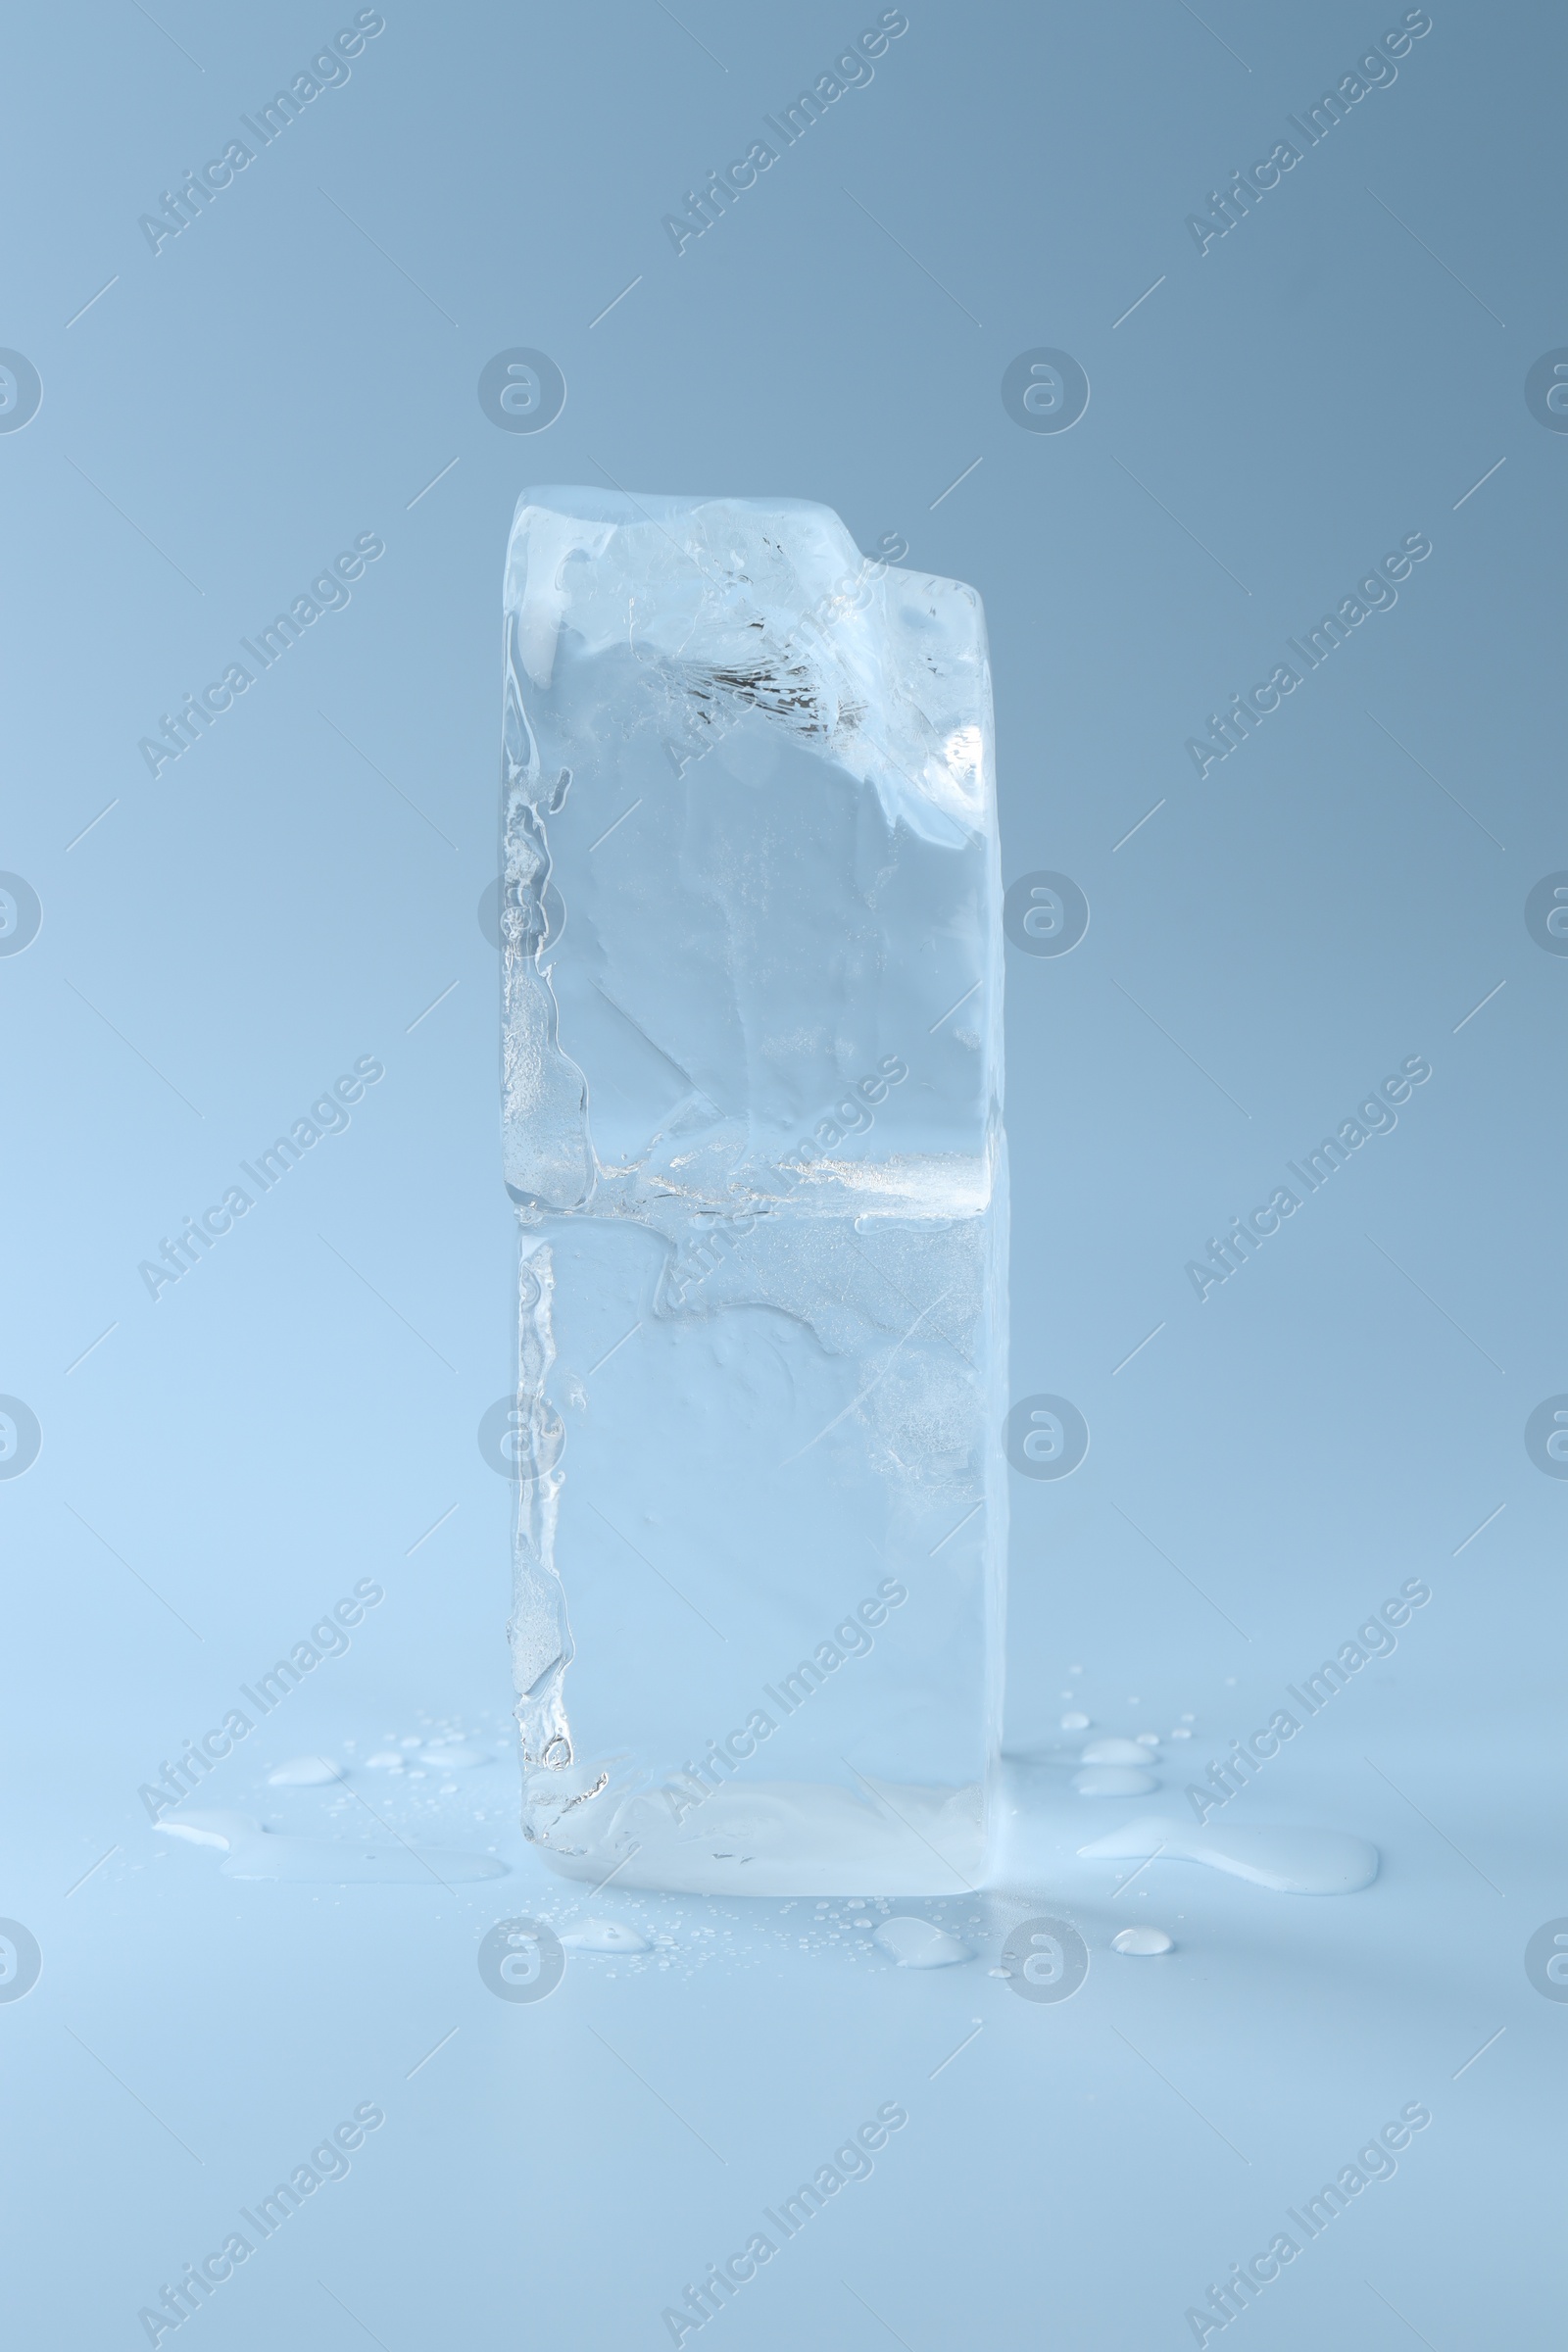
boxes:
[1077,1815,1379,1895]
[157,1811,508,1884]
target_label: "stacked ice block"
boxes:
[500,487,1005,1894]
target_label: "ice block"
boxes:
[500,487,1006,1894]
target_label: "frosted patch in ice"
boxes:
[1078,1815,1379,1895]
[873,1915,973,1968]
[157,1811,507,1884]
[506,491,990,845]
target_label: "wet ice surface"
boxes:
[157,1812,509,1884]
[29,1659,1541,2352]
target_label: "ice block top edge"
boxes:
[514,484,837,528]
[504,487,993,845]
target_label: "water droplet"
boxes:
[1111,1926,1173,1957]
[1060,1711,1091,1731]
[1081,1737,1151,1764]
[873,1916,973,1969]
[1074,1766,1158,1798]
[561,1918,651,1952]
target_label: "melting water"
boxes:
[158,1812,507,1885]
[525,1773,985,1898]
[1078,1814,1379,1895]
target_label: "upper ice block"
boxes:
[501,489,1006,1895]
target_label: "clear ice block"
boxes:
[500,487,1005,1895]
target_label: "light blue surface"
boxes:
[2,4,1561,2345]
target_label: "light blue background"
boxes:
[2,3,1562,2345]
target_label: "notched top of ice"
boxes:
[505,487,992,847]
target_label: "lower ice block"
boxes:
[500,487,1005,1894]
